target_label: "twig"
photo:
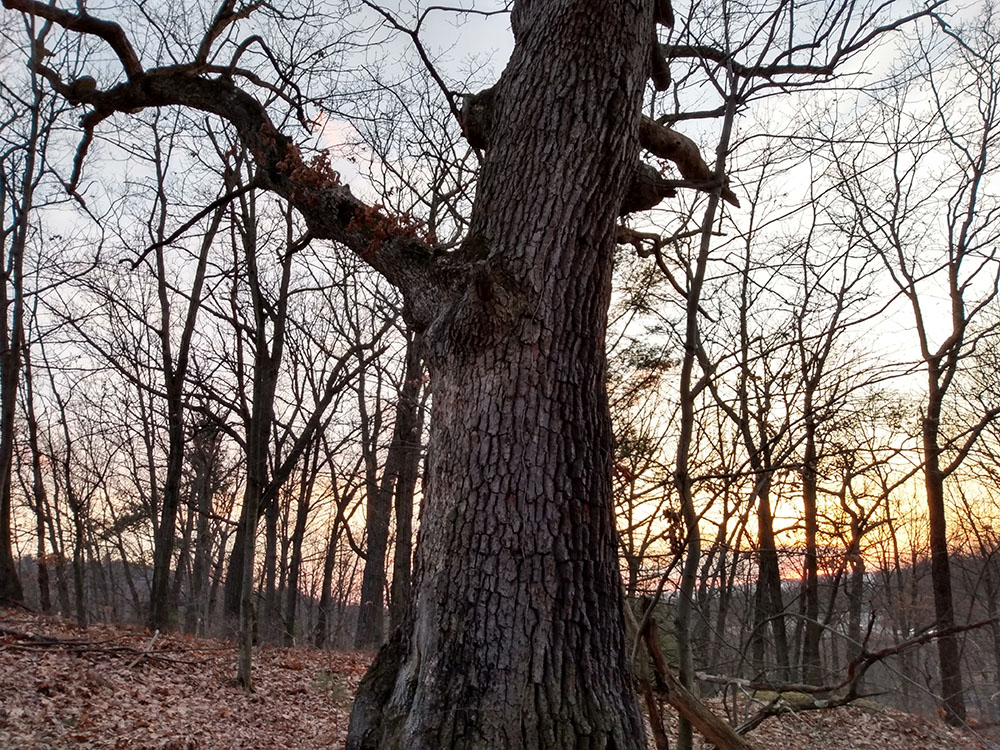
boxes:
[126,629,160,668]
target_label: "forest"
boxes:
[1,0,1000,748]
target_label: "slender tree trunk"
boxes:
[236,380,274,685]
[673,76,738,750]
[147,165,222,631]
[752,479,789,679]
[186,430,217,633]
[207,530,228,632]
[348,3,650,745]
[46,476,71,616]
[314,523,339,649]
[236,347,280,684]
[389,330,423,632]
[923,391,966,724]
[0,32,47,606]
[262,495,279,640]
[355,357,393,650]
[709,545,732,671]
[284,440,319,645]
[846,533,864,665]
[171,496,196,612]
[69,498,86,627]
[23,347,50,613]
[801,407,822,684]
[0,343,25,604]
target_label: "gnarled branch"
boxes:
[2,0,451,328]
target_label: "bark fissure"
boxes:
[349,2,653,747]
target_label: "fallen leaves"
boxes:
[1,608,996,749]
[0,609,368,749]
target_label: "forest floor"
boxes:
[0,608,996,749]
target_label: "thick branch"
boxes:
[622,162,677,214]
[640,616,758,750]
[3,0,451,326]
[639,117,739,206]
[3,0,142,77]
[624,603,757,750]
[458,86,738,210]
[196,0,265,65]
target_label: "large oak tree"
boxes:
[0,0,675,745]
[0,0,962,745]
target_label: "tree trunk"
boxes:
[186,429,218,633]
[0,29,51,607]
[752,479,789,679]
[355,355,392,650]
[923,395,966,724]
[46,478,71,616]
[147,170,221,632]
[70,497,87,628]
[147,401,186,630]
[389,329,424,632]
[348,2,650,746]
[171,493,196,613]
[284,440,319,645]
[314,522,339,648]
[0,334,24,604]
[800,408,822,684]
[262,494,279,641]
[24,347,51,613]
[846,533,864,667]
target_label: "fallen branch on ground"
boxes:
[0,624,210,666]
[694,618,999,733]
[624,603,759,750]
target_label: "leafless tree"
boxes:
[829,15,1000,724]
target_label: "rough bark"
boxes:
[347,2,651,747]
[2,0,654,741]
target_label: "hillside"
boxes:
[0,609,993,749]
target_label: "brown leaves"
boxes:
[640,698,996,750]
[743,703,993,750]
[3,609,995,750]
[0,609,369,749]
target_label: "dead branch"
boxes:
[3,0,143,76]
[0,625,210,666]
[624,604,758,750]
[126,630,160,669]
[454,83,738,211]
[694,618,999,733]
[1,0,450,329]
[639,676,672,750]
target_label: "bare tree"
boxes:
[831,18,1000,724]
[0,11,67,604]
[0,0,953,746]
